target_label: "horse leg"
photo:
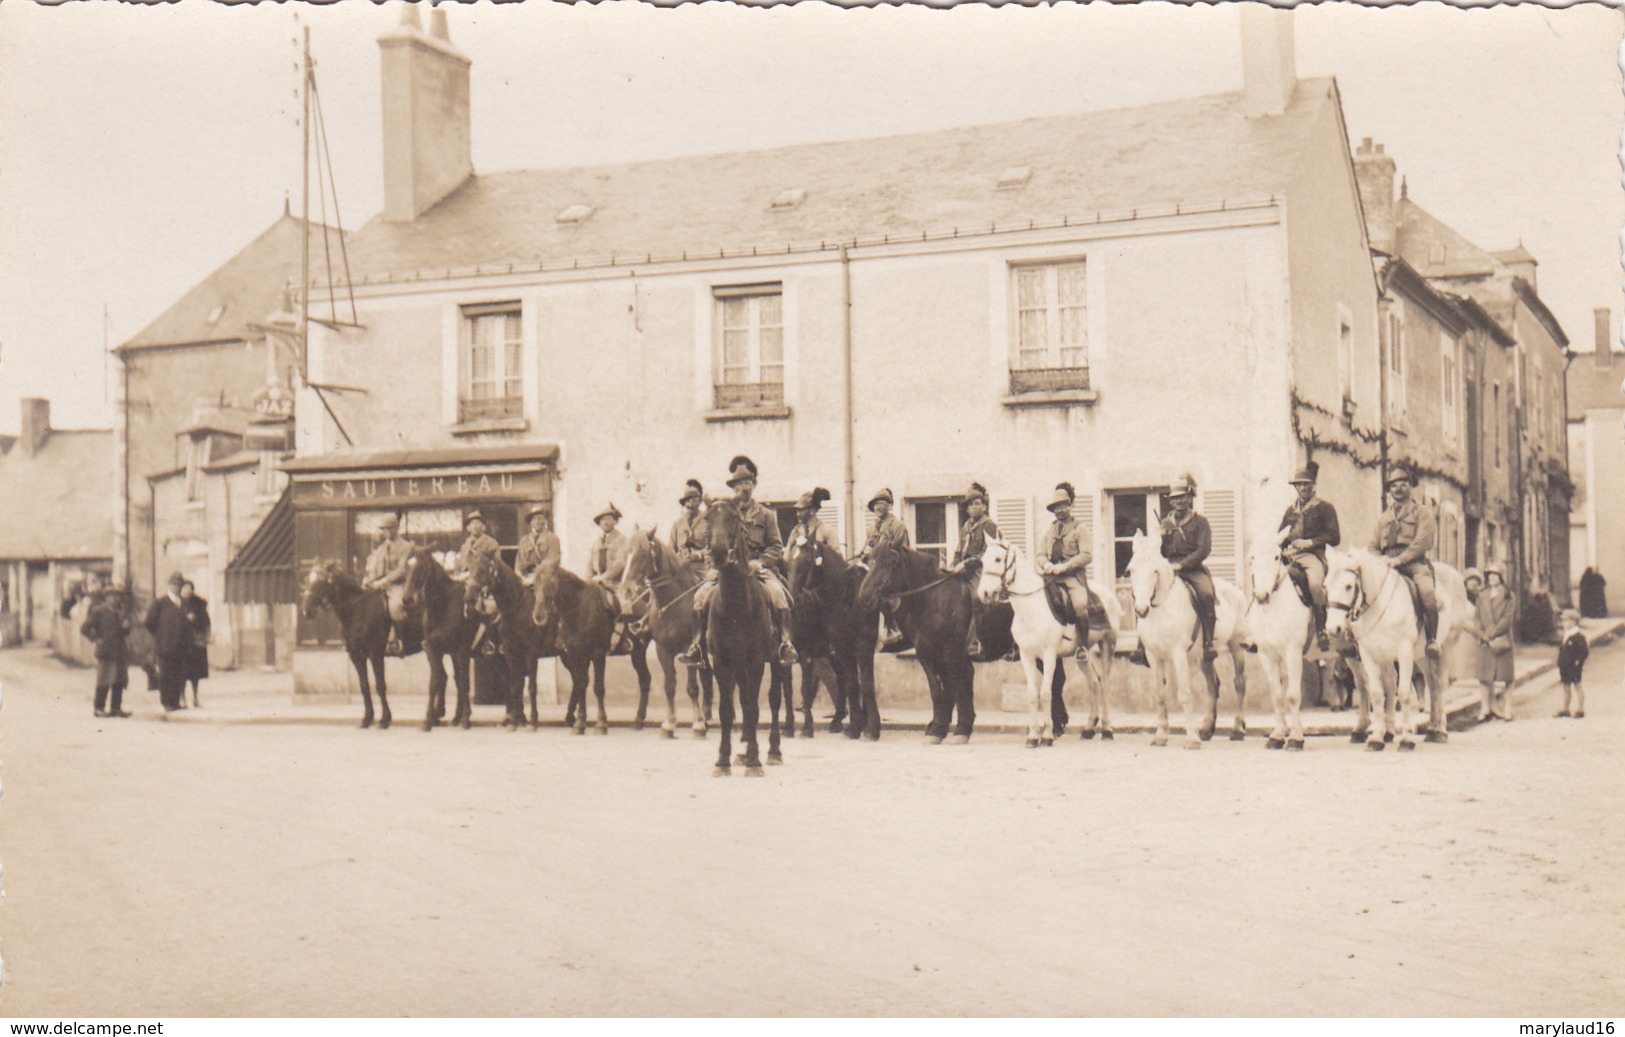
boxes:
[1228,643,1248,741]
[766,664,785,764]
[857,650,879,742]
[1395,653,1417,751]
[424,651,444,732]
[1175,652,1202,749]
[922,660,950,744]
[452,651,472,728]
[658,648,679,739]
[1283,645,1305,751]
[952,656,976,742]
[714,673,734,775]
[1150,655,1170,747]
[631,639,651,731]
[1020,651,1045,747]
[594,654,610,735]
[1261,647,1287,749]
[353,651,374,729]
[1196,654,1218,742]
[566,657,587,735]
[1050,657,1068,739]
[741,667,765,775]
[1361,654,1389,750]
[1094,640,1115,739]
[798,658,818,737]
[373,654,391,730]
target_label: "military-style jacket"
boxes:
[1036,517,1091,577]
[858,512,910,563]
[1370,496,1434,567]
[1277,497,1341,559]
[670,511,710,566]
[364,535,414,587]
[951,517,1000,572]
[733,500,785,567]
[455,532,501,576]
[1160,510,1212,573]
[516,531,561,581]
[793,517,843,560]
[587,528,631,581]
[81,597,131,662]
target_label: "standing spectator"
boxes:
[144,572,191,714]
[180,580,210,708]
[1462,568,1483,606]
[1472,562,1517,722]
[82,580,132,718]
[1579,567,1608,619]
[1555,608,1589,719]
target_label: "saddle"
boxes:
[1041,577,1107,630]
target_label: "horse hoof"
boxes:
[1100,729,1114,741]
[1080,729,1096,741]
[925,735,945,746]
[767,751,783,765]
[661,728,675,740]
[745,766,765,778]
[1383,732,1395,744]
[1425,729,1448,744]
[845,728,862,741]
[1366,739,1386,752]
[1398,739,1416,752]
[1053,723,1067,738]
[460,719,472,731]
[1024,738,1039,749]
[1198,727,1214,743]
[423,721,435,733]
[594,726,608,736]
[829,720,844,734]
[633,720,645,731]
[1040,737,1054,747]
[571,726,585,736]
[1183,740,1202,750]
[862,731,880,743]
[692,727,707,739]
[1230,729,1246,742]
[1266,737,1284,750]
[947,734,970,746]
[1350,731,1369,744]
[802,724,814,739]
[1285,738,1305,752]
[712,766,731,777]
[360,718,373,729]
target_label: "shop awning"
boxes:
[224,487,295,604]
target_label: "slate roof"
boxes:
[1569,357,1625,414]
[0,429,114,560]
[1394,198,1499,279]
[121,213,345,351]
[337,78,1342,283]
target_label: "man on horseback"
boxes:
[671,479,710,570]
[947,482,999,658]
[1160,475,1218,661]
[516,505,561,587]
[1035,486,1095,660]
[1370,466,1442,658]
[588,503,635,653]
[677,456,799,668]
[856,488,910,649]
[1276,462,1341,653]
[452,510,502,650]
[792,487,842,557]
[364,512,420,656]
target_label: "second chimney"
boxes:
[1239,4,1297,119]
[1353,138,1398,254]
[1595,308,1614,369]
[379,6,473,223]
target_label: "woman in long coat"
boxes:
[1472,563,1516,722]
[180,580,211,708]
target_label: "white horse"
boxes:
[1125,530,1250,748]
[1325,547,1467,749]
[1245,543,1313,751]
[976,536,1122,747]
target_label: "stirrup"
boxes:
[677,640,705,666]
[777,641,799,666]
[385,639,405,657]
[966,640,984,660]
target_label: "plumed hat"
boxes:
[963,482,989,506]
[1054,481,1076,504]
[593,502,623,524]
[1289,461,1320,485]
[1166,474,1196,499]
[867,487,895,511]
[725,455,759,487]
[679,479,705,505]
[797,486,832,511]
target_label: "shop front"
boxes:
[283,444,558,697]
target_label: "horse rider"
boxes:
[677,455,798,667]
[855,487,910,649]
[1160,475,1218,662]
[947,482,999,658]
[1035,486,1094,660]
[515,505,561,587]
[588,503,635,652]
[792,486,842,558]
[451,510,502,649]
[1370,465,1441,658]
[1276,462,1341,653]
[363,512,420,656]
[671,479,710,570]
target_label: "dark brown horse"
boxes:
[300,562,395,729]
[530,563,617,735]
[701,498,785,775]
[402,549,478,731]
[620,529,715,737]
[464,554,551,731]
[785,531,879,740]
[857,544,977,743]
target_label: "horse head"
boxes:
[1125,530,1168,619]
[401,549,434,611]
[300,561,341,619]
[976,535,1016,605]
[704,498,749,569]
[1323,546,1361,636]
[785,530,831,601]
[530,564,560,629]
[616,525,658,616]
[463,553,499,617]
[1248,540,1288,604]
[855,542,906,611]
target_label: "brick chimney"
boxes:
[1595,308,1614,369]
[16,397,49,457]
[1239,4,1297,119]
[1353,137,1397,255]
[379,5,473,223]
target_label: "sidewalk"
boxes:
[25,616,1623,737]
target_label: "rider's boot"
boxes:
[385,623,405,657]
[965,620,984,661]
[1198,597,1218,661]
[1313,602,1331,654]
[1073,621,1090,660]
[676,614,708,667]
[1423,603,1441,658]
[775,607,799,667]
[1128,642,1149,668]
[880,605,905,651]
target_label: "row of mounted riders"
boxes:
[298,459,1468,773]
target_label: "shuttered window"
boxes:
[816,502,845,556]
[992,495,1031,554]
[1203,488,1239,585]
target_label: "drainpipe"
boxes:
[841,243,856,553]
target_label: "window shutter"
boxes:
[1073,490,1097,573]
[818,503,845,555]
[993,496,1031,554]
[1204,488,1239,585]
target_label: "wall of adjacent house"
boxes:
[1509,301,1572,603]
[1572,408,1625,610]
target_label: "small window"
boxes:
[460,303,524,423]
[910,498,967,568]
[1109,489,1168,581]
[713,285,784,411]
[1387,312,1407,420]
[1010,260,1089,394]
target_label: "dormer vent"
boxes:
[996,166,1032,191]
[770,187,806,211]
[555,204,594,225]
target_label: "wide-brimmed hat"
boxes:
[1386,466,1414,486]
[1045,487,1073,513]
[525,504,549,522]
[963,482,989,507]
[1483,562,1506,580]
[1166,475,1195,499]
[725,455,759,488]
[867,487,895,511]
[797,486,831,511]
[167,571,187,587]
[379,513,400,530]
[679,479,705,505]
[1288,465,1318,485]
[1463,567,1483,584]
[463,510,486,529]
[593,503,623,524]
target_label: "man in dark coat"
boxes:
[144,572,191,713]
[1276,462,1341,651]
[1161,475,1218,661]
[948,482,1000,658]
[82,580,132,717]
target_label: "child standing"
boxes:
[1555,608,1589,719]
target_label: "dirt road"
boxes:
[1,641,1620,1017]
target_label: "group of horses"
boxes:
[299,509,1470,773]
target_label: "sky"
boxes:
[0,0,1619,434]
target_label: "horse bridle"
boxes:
[630,535,698,617]
[1326,556,1395,626]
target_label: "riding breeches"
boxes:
[384,584,408,624]
[694,571,791,612]
[1287,551,1327,606]
[1397,559,1440,642]
[1177,568,1217,644]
